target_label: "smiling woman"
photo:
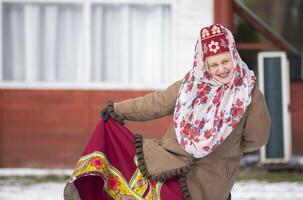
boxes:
[206,52,234,84]
[64,24,271,200]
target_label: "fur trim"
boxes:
[134,134,197,200]
[107,101,125,124]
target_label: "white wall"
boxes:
[172,0,214,80]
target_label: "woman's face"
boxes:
[206,52,234,84]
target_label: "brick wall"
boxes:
[0,89,171,168]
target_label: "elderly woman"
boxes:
[64,24,271,200]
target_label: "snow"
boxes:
[0,168,72,177]
[0,168,303,200]
[232,181,303,200]
[0,182,65,200]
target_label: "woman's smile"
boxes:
[206,52,234,84]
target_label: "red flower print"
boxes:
[185,123,191,130]
[180,139,188,148]
[198,85,210,97]
[190,98,197,108]
[182,123,191,136]
[190,127,198,136]
[215,118,223,129]
[215,87,222,93]
[197,83,204,90]
[198,90,205,98]
[205,85,211,92]
[189,113,194,121]
[197,119,206,128]
[236,65,241,73]
[198,82,208,90]
[189,134,196,140]
[207,105,212,113]
[213,94,221,105]
[213,91,223,106]
[200,96,208,104]
[176,100,181,111]
[107,175,121,190]
[202,146,210,152]
[90,157,103,169]
[186,82,194,93]
[182,128,189,136]
[193,59,198,67]
[232,107,243,117]
[233,76,243,86]
[211,144,219,152]
[204,130,212,139]
[184,72,190,81]
[180,120,186,128]
[231,120,238,128]
[235,99,243,107]
[204,71,211,80]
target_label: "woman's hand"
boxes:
[100,101,125,125]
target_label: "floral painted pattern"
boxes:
[201,28,210,38]
[174,24,256,158]
[208,40,220,53]
[69,151,163,200]
[211,25,221,34]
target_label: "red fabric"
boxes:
[73,118,185,200]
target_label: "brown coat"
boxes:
[114,80,271,200]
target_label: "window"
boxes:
[91,4,171,84]
[2,2,83,82]
[1,1,172,87]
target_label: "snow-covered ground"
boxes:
[232,181,303,200]
[0,182,65,200]
[0,168,72,177]
[0,168,303,200]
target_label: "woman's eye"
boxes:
[222,60,229,65]
[210,64,218,68]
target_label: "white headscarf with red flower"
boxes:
[173,24,256,158]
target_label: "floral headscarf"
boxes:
[173,24,256,158]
